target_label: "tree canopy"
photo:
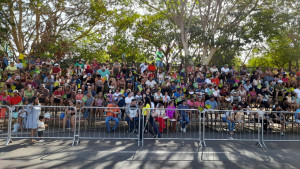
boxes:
[0,0,299,67]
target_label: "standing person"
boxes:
[37,115,47,142]
[26,97,41,144]
[156,48,164,69]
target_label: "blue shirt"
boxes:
[178,104,189,117]
[205,100,218,109]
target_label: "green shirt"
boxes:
[156,51,164,61]
[75,63,84,69]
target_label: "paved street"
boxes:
[0,138,300,169]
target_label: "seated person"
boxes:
[105,101,120,133]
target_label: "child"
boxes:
[37,115,47,142]
[75,89,84,108]
[235,106,244,132]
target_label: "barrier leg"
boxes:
[5,107,12,146]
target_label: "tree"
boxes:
[0,0,112,59]
[140,0,261,65]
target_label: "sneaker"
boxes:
[130,130,135,134]
[183,128,186,133]
[180,127,183,132]
[229,137,234,140]
[285,122,289,125]
[37,140,45,142]
[280,132,284,136]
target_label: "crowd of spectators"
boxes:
[1,52,300,139]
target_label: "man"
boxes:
[156,48,164,69]
[84,85,97,97]
[271,104,286,136]
[52,63,61,75]
[44,74,54,93]
[37,84,50,105]
[293,85,300,99]
[105,101,120,133]
[15,59,24,69]
[274,80,285,100]
[9,90,22,105]
[5,62,18,76]
[125,92,135,106]
[82,73,95,93]
[205,96,218,109]
[113,60,121,75]
[82,92,94,118]
[220,64,230,81]
[145,77,157,89]
[139,62,148,74]
[178,100,190,133]
[51,86,65,106]
[75,60,85,69]
[125,99,139,133]
[97,66,110,79]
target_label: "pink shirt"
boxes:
[76,94,84,100]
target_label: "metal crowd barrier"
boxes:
[75,106,141,146]
[0,105,11,145]
[6,105,77,146]
[141,108,202,146]
[202,109,264,147]
[261,111,300,147]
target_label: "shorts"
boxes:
[236,119,244,123]
[54,98,61,104]
[38,131,44,137]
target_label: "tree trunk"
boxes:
[201,47,218,65]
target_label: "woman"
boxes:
[26,97,41,143]
[166,102,177,132]
[64,86,73,105]
[63,100,76,132]
[22,85,35,102]
[126,71,134,90]
[94,92,104,119]
[141,97,161,139]
[0,90,10,105]
[152,103,167,133]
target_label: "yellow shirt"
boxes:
[142,104,150,116]
[6,65,17,73]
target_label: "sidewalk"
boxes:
[0,139,299,169]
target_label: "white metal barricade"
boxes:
[6,105,77,146]
[141,108,202,146]
[0,106,11,145]
[75,106,141,146]
[261,111,300,147]
[202,109,263,147]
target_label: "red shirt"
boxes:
[211,78,220,86]
[85,69,94,74]
[52,67,61,74]
[54,90,65,97]
[10,96,22,105]
[148,65,156,72]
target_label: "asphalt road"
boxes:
[0,138,300,169]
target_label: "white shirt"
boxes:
[125,96,135,105]
[16,63,23,69]
[140,63,148,73]
[113,92,121,101]
[145,80,157,88]
[205,78,211,84]
[210,67,219,73]
[221,67,230,73]
[37,120,45,131]
[294,88,300,99]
